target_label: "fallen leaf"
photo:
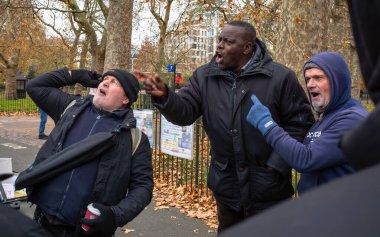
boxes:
[124,228,135,234]
[154,206,170,211]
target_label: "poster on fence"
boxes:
[133,109,154,147]
[160,115,193,160]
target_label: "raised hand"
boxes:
[246,95,277,136]
[71,69,102,88]
[134,70,167,98]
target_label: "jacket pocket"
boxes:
[250,166,293,201]
[207,159,229,194]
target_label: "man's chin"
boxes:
[312,104,326,113]
[92,97,102,108]
[217,63,226,70]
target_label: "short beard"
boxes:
[312,102,325,113]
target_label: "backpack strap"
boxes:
[61,99,142,156]
[61,100,76,117]
[130,127,142,156]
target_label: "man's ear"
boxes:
[122,97,130,105]
[243,42,253,55]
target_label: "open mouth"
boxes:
[99,88,106,96]
[215,52,223,64]
[310,92,320,99]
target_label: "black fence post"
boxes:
[195,120,200,188]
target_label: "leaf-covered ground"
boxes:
[153,178,218,229]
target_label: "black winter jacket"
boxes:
[154,39,314,211]
[25,68,153,227]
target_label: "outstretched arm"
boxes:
[247,95,362,172]
[134,70,167,98]
[134,69,202,126]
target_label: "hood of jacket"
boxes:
[243,38,273,76]
[304,52,352,115]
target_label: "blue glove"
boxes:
[246,95,277,136]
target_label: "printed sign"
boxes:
[160,115,193,160]
[134,109,154,147]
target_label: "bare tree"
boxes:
[104,0,133,71]
[34,0,134,73]
[274,0,360,98]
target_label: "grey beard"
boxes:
[312,102,325,113]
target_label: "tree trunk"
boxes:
[3,49,20,100]
[325,0,361,99]
[104,0,134,72]
[274,0,329,86]
[274,0,359,98]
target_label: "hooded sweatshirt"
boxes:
[264,52,368,194]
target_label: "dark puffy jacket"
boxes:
[154,39,314,211]
[25,68,153,227]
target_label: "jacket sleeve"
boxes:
[111,135,153,226]
[25,67,79,123]
[266,69,314,174]
[152,69,202,126]
[340,104,380,170]
[266,111,366,172]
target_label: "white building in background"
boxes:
[130,45,140,71]
[166,12,221,71]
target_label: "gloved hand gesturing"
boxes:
[81,203,116,237]
[71,69,102,88]
[246,95,277,136]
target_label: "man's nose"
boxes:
[306,79,315,88]
[101,81,109,87]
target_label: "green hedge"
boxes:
[0,98,38,112]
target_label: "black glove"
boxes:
[71,69,102,88]
[81,203,116,236]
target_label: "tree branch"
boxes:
[32,10,71,49]
[0,52,10,68]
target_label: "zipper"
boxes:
[58,112,102,213]
[231,78,237,129]
[58,169,75,211]
[88,114,102,135]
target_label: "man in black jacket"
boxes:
[340,0,380,169]
[24,68,153,237]
[136,21,314,232]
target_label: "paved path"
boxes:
[0,116,217,237]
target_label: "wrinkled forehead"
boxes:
[102,74,119,82]
[305,67,327,78]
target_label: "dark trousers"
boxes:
[33,207,79,237]
[216,199,268,234]
[216,199,245,233]
[33,207,116,237]
[38,107,47,135]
